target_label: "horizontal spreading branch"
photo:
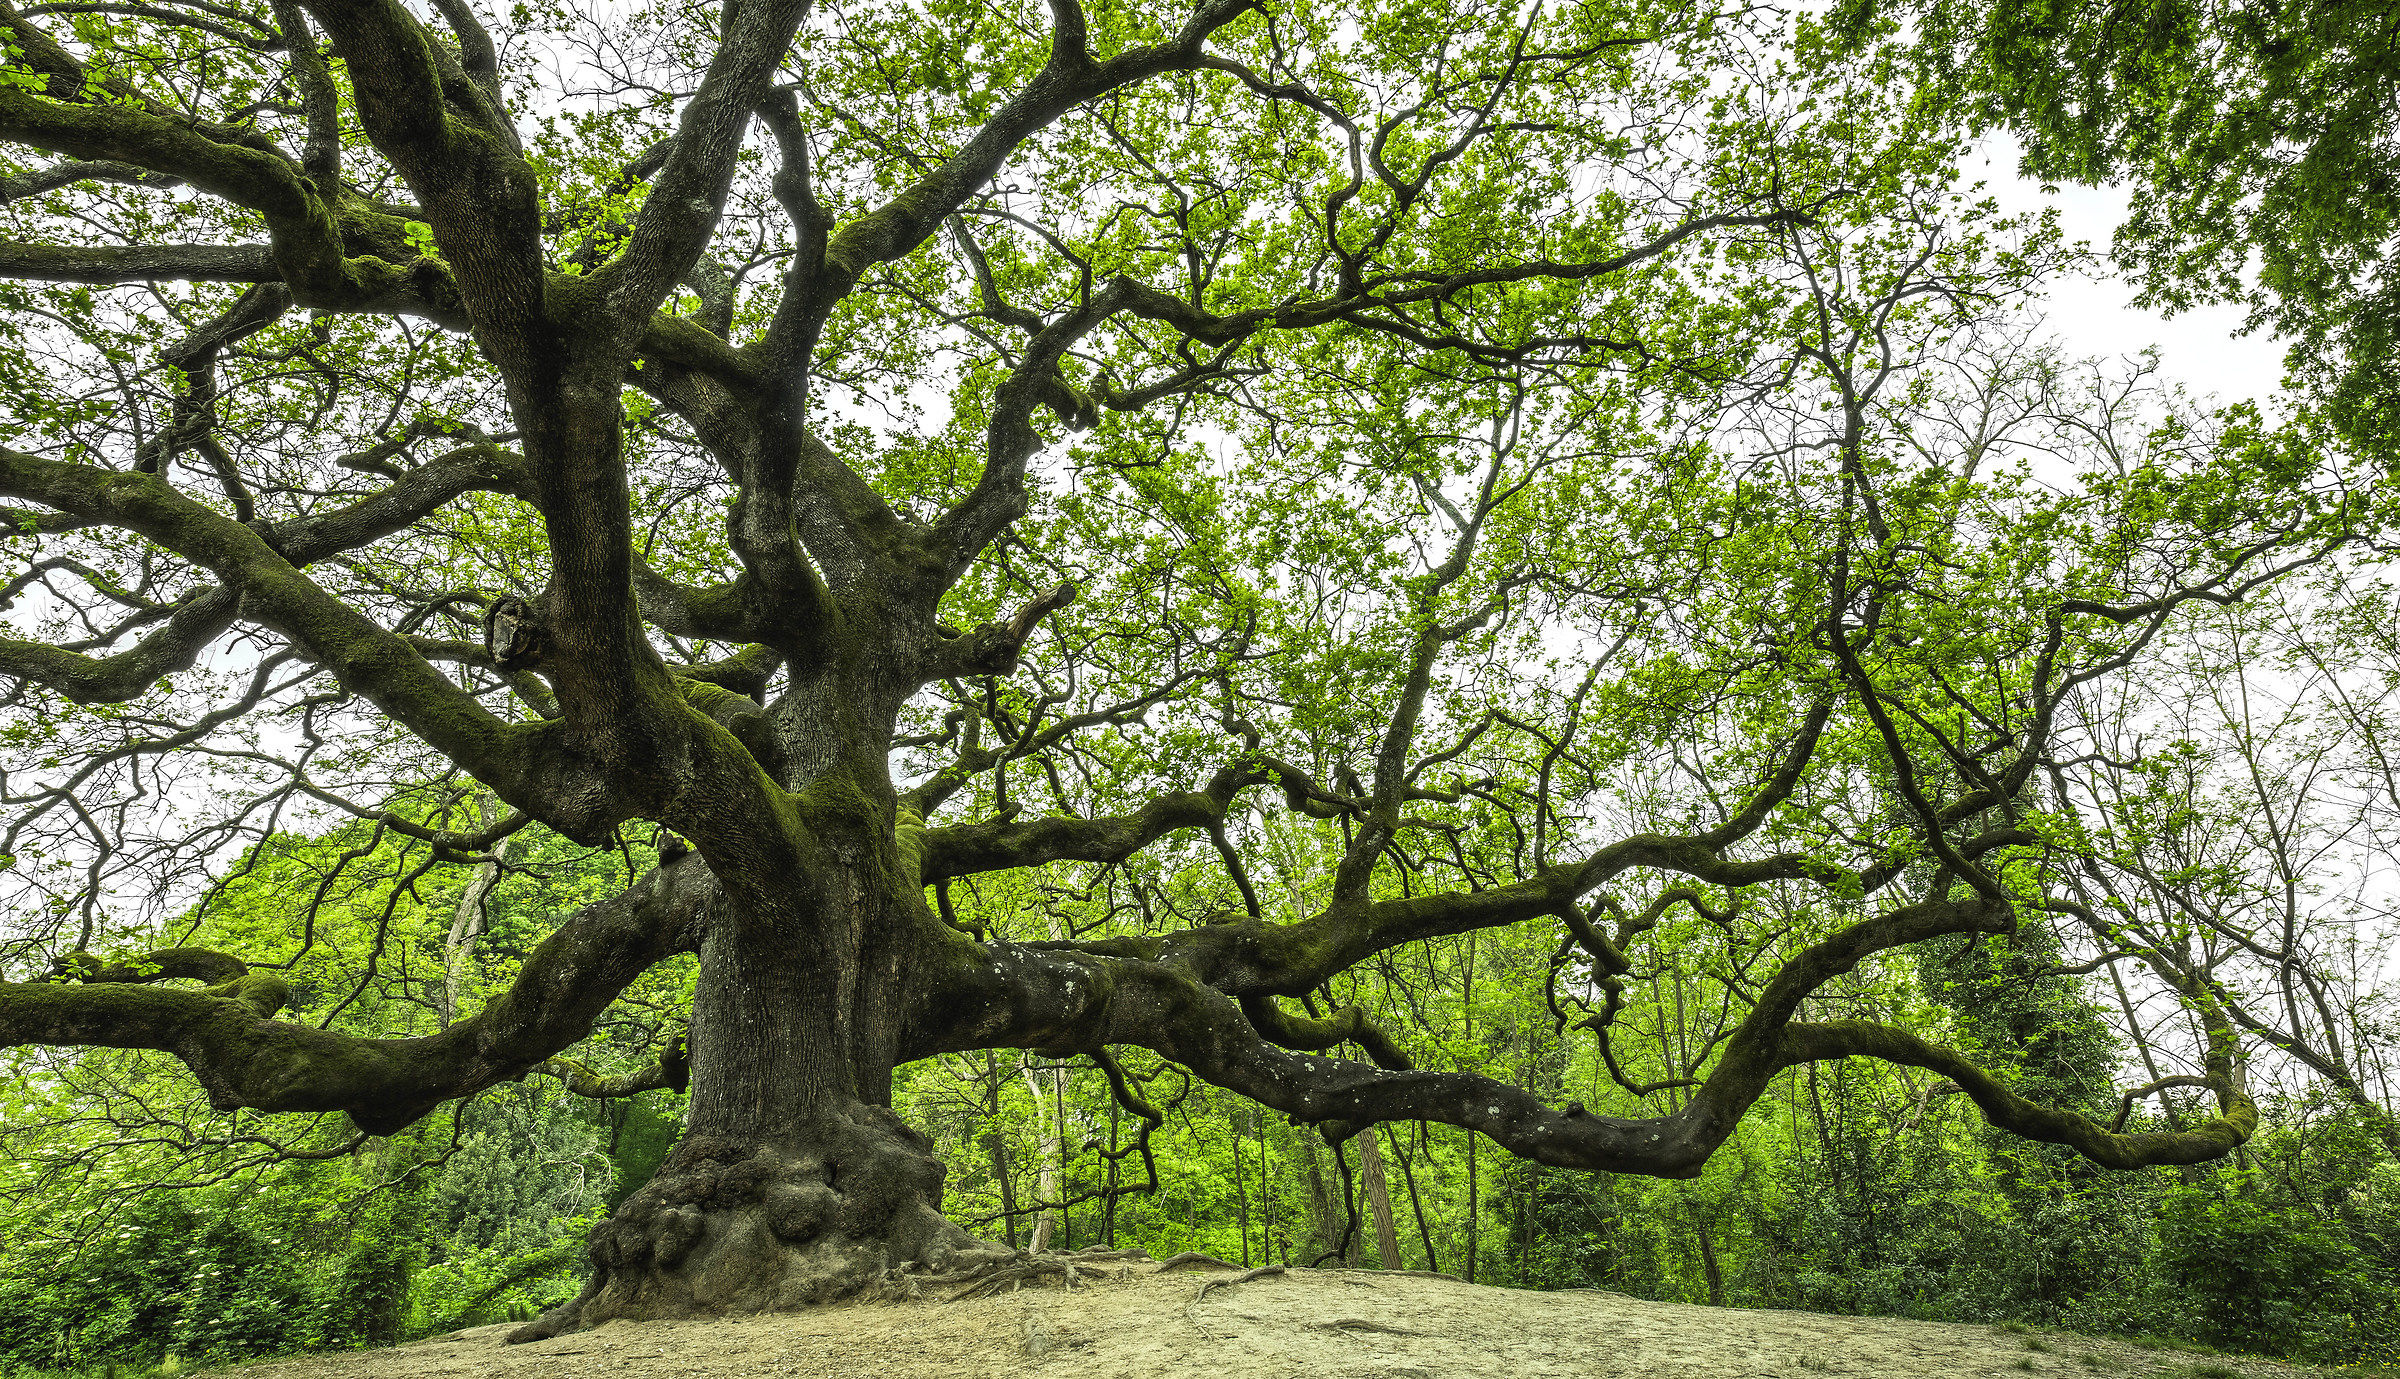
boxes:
[0,855,715,1133]
[919,765,1262,882]
[907,885,2255,1177]
[1778,1021,2252,1168]
[537,1033,689,1098]
[0,584,239,703]
[0,241,279,284]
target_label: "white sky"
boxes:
[1970,136,2289,412]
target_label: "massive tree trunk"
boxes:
[517,858,1002,1338]
[516,669,1011,1338]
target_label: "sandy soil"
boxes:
[219,1260,2329,1379]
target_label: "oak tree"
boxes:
[0,0,2340,1337]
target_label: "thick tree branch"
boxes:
[920,764,1260,882]
[599,0,810,331]
[0,855,716,1134]
[909,886,2252,1176]
[0,156,177,202]
[0,0,406,306]
[0,241,279,284]
[0,584,237,703]
[0,446,593,822]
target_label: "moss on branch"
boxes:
[908,925,2257,1180]
[0,855,717,1134]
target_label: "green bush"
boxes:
[167,1208,317,1362]
[2152,1185,2371,1359]
[317,1191,428,1351]
[0,1198,194,1370]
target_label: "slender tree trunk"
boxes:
[1103,1098,1120,1249]
[1021,1054,1063,1253]
[1232,1104,1253,1266]
[1302,1132,1340,1264]
[438,794,506,1029]
[1399,1124,1440,1275]
[1054,1068,1073,1249]
[1460,932,1479,1284]
[1357,1125,1404,1269]
[1022,907,1073,1252]
[1464,1125,1480,1282]
[1258,1111,1276,1266]
[1332,1137,1364,1265]
[984,1053,1021,1250]
[1691,1209,1725,1306]
[1514,1160,1534,1278]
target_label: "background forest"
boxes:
[2,552,2394,1374]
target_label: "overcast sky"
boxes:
[1969,137,2289,414]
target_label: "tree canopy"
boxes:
[0,0,2375,1338]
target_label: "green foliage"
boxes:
[2152,1183,2395,1363]
[0,804,2390,1372]
[602,1096,682,1211]
[166,1208,317,1362]
[1855,0,2400,460]
[318,1190,426,1351]
[0,1107,615,1371]
[0,1191,319,1369]
[0,1194,195,1370]
[0,0,2385,1365]
[1490,1162,1672,1295]
[0,804,681,1372]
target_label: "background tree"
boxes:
[1848,0,2400,458]
[0,0,2361,1343]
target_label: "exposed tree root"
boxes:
[1149,1250,1243,1273]
[883,1246,1160,1301]
[507,1107,1011,1342]
[1191,1264,1285,1302]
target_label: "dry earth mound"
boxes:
[222,1262,2324,1379]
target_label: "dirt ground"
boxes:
[220,1261,2331,1379]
